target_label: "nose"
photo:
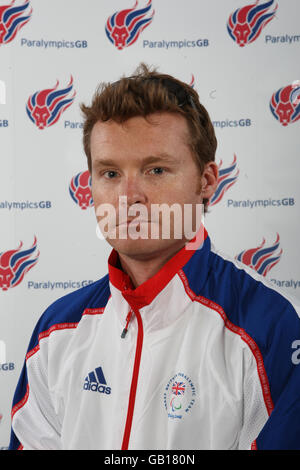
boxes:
[121,174,147,207]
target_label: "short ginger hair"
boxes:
[80,63,217,210]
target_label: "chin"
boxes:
[106,237,183,260]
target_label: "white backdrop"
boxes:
[0,0,299,449]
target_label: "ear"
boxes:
[200,162,219,200]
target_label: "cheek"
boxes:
[91,185,101,208]
[158,179,201,205]
[91,183,109,214]
[92,179,110,201]
[91,182,120,223]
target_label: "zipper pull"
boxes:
[121,309,133,339]
[121,328,128,339]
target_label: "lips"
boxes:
[117,219,151,226]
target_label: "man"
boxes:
[9,64,300,450]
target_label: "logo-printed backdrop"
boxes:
[0,0,299,448]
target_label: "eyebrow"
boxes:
[93,153,178,167]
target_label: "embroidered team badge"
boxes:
[164,373,196,420]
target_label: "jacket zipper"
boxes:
[121,306,144,450]
[121,309,133,339]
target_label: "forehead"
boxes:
[90,112,191,155]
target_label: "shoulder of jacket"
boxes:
[183,239,299,346]
[27,274,110,353]
[206,245,300,342]
[211,244,299,310]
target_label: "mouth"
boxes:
[117,219,152,226]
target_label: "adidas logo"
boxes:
[83,366,111,394]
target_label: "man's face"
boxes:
[90,112,217,259]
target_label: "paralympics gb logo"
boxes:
[105,0,154,50]
[26,76,76,129]
[227,0,278,47]
[270,82,300,127]
[208,155,239,207]
[69,170,94,210]
[0,237,39,291]
[0,0,32,46]
[236,234,282,276]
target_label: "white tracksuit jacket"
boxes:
[9,230,300,450]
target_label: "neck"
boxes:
[117,240,187,288]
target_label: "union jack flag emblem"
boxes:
[172,381,185,396]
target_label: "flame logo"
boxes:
[270,83,300,127]
[0,0,32,46]
[0,237,39,291]
[69,171,94,210]
[227,0,278,47]
[208,155,239,207]
[105,0,154,50]
[26,76,76,129]
[236,234,282,276]
[189,74,195,88]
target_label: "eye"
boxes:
[103,170,118,179]
[149,167,165,175]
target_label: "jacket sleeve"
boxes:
[9,318,62,450]
[238,292,300,450]
[8,278,108,450]
[253,297,300,450]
